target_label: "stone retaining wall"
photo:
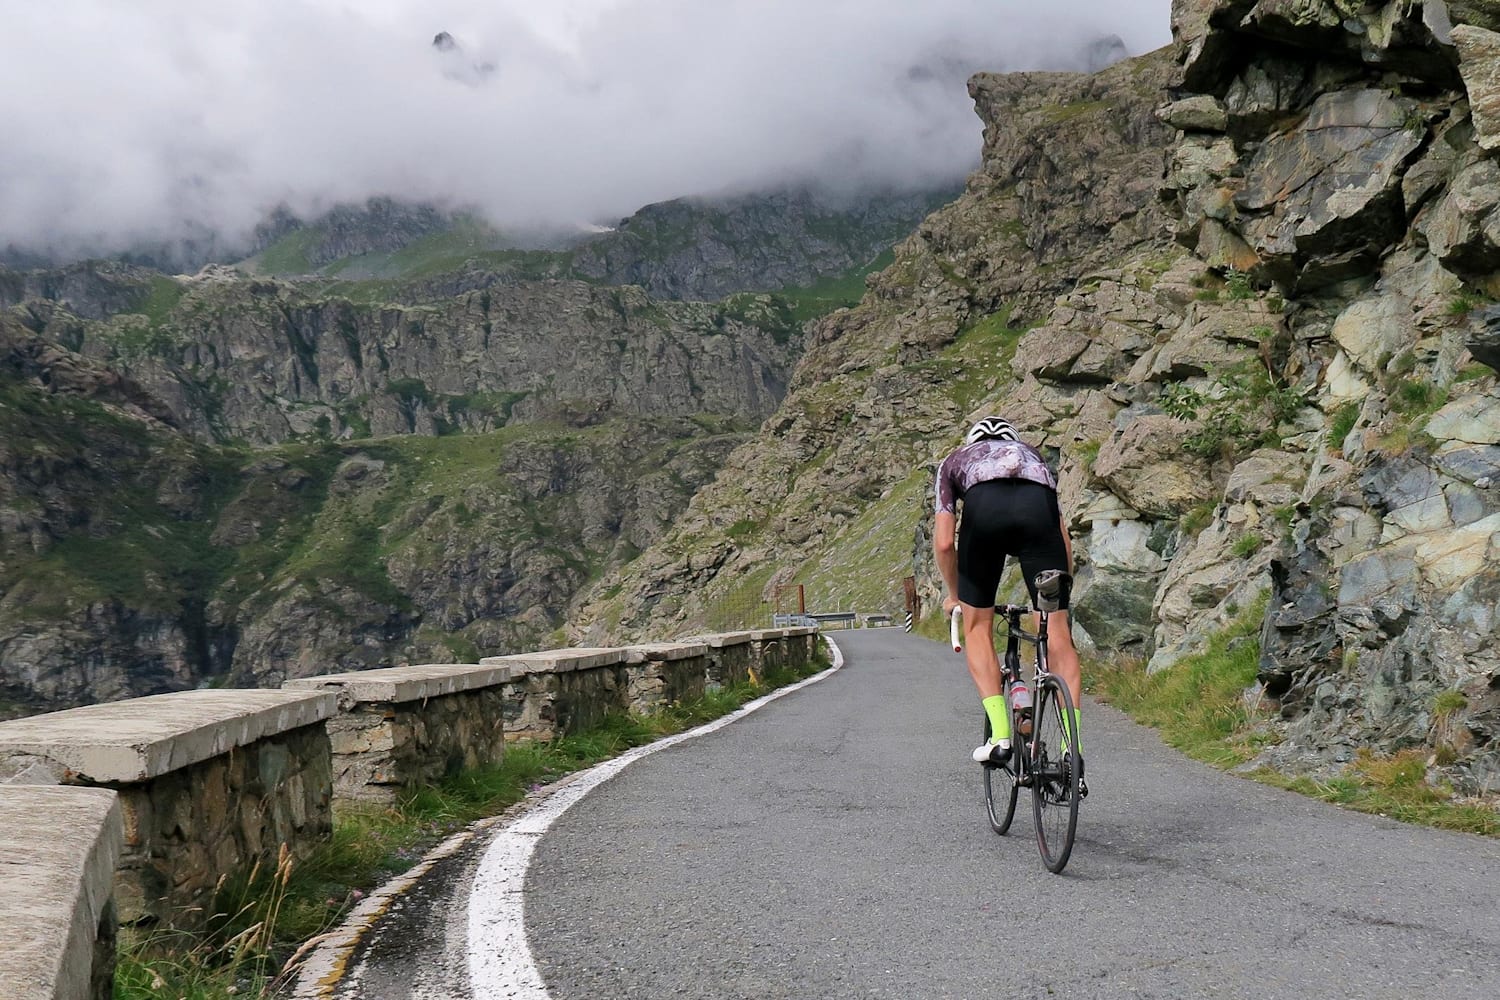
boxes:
[624,642,710,714]
[482,648,632,742]
[284,663,513,804]
[0,690,336,928]
[693,631,757,689]
[0,626,821,995]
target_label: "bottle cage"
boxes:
[1033,570,1072,613]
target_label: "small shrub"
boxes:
[1328,400,1360,447]
[1225,268,1254,300]
[1180,501,1216,535]
[1434,690,1469,716]
[1231,534,1264,558]
[1447,294,1478,318]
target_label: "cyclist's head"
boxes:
[965,416,1020,445]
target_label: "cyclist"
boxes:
[934,416,1084,790]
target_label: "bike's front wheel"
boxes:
[1030,677,1080,873]
[982,715,1019,835]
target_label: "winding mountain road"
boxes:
[306,629,1500,1000]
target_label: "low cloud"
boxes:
[0,1,1171,258]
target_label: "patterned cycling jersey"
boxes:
[934,439,1056,514]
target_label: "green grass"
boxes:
[1088,596,1268,768]
[137,276,187,327]
[1088,595,1500,837]
[253,228,321,275]
[114,651,830,999]
[1328,400,1360,448]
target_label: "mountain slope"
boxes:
[581,1,1500,797]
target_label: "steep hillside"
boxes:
[0,264,792,715]
[582,0,1500,797]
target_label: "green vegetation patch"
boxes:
[253,228,321,276]
[1089,595,1269,768]
[1160,360,1306,461]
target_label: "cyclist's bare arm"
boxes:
[935,510,959,614]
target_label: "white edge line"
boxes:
[466,636,846,1000]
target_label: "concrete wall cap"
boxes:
[479,647,627,674]
[283,663,511,703]
[0,689,337,784]
[0,786,122,1000]
[694,631,755,648]
[785,627,820,637]
[622,642,710,664]
[747,628,789,640]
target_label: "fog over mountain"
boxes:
[0,1,1170,260]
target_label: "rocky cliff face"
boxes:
[571,189,954,301]
[0,263,792,715]
[582,1,1500,797]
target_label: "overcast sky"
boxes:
[0,1,1171,257]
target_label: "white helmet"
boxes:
[965,416,1019,445]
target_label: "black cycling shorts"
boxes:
[956,479,1069,611]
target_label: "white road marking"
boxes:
[466,638,846,1000]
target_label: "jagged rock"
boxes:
[1421,157,1500,277]
[1236,89,1424,287]
[1222,55,1317,137]
[1094,415,1218,517]
[1260,528,1339,710]
[1173,0,1259,92]
[1157,95,1229,131]
[1239,1,1457,83]
[1451,1,1500,33]
[1453,24,1500,149]
[1469,305,1500,370]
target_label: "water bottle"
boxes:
[1011,680,1033,736]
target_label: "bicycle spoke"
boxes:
[1030,678,1079,873]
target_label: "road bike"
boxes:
[950,570,1082,873]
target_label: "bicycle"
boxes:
[950,569,1082,873]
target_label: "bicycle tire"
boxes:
[982,714,1019,835]
[1030,676,1080,873]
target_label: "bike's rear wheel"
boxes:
[982,715,1019,835]
[1030,677,1080,873]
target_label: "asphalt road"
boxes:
[317,629,1500,999]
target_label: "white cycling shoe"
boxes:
[972,740,1012,764]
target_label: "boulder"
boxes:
[1157,95,1230,132]
[1330,293,1416,373]
[1454,24,1500,150]
[1236,90,1425,287]
[1426,389,1500,443]
[1094,415,1219,517]
[1419,157,1500,279]
[1469,305,1500,370]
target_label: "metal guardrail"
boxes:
[772,612,895,630]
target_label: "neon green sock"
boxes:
[1066,707,1082,755]
[983,695,1010,743]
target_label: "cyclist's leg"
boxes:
[956,496,1009,753]
[1014,484,1082,752]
